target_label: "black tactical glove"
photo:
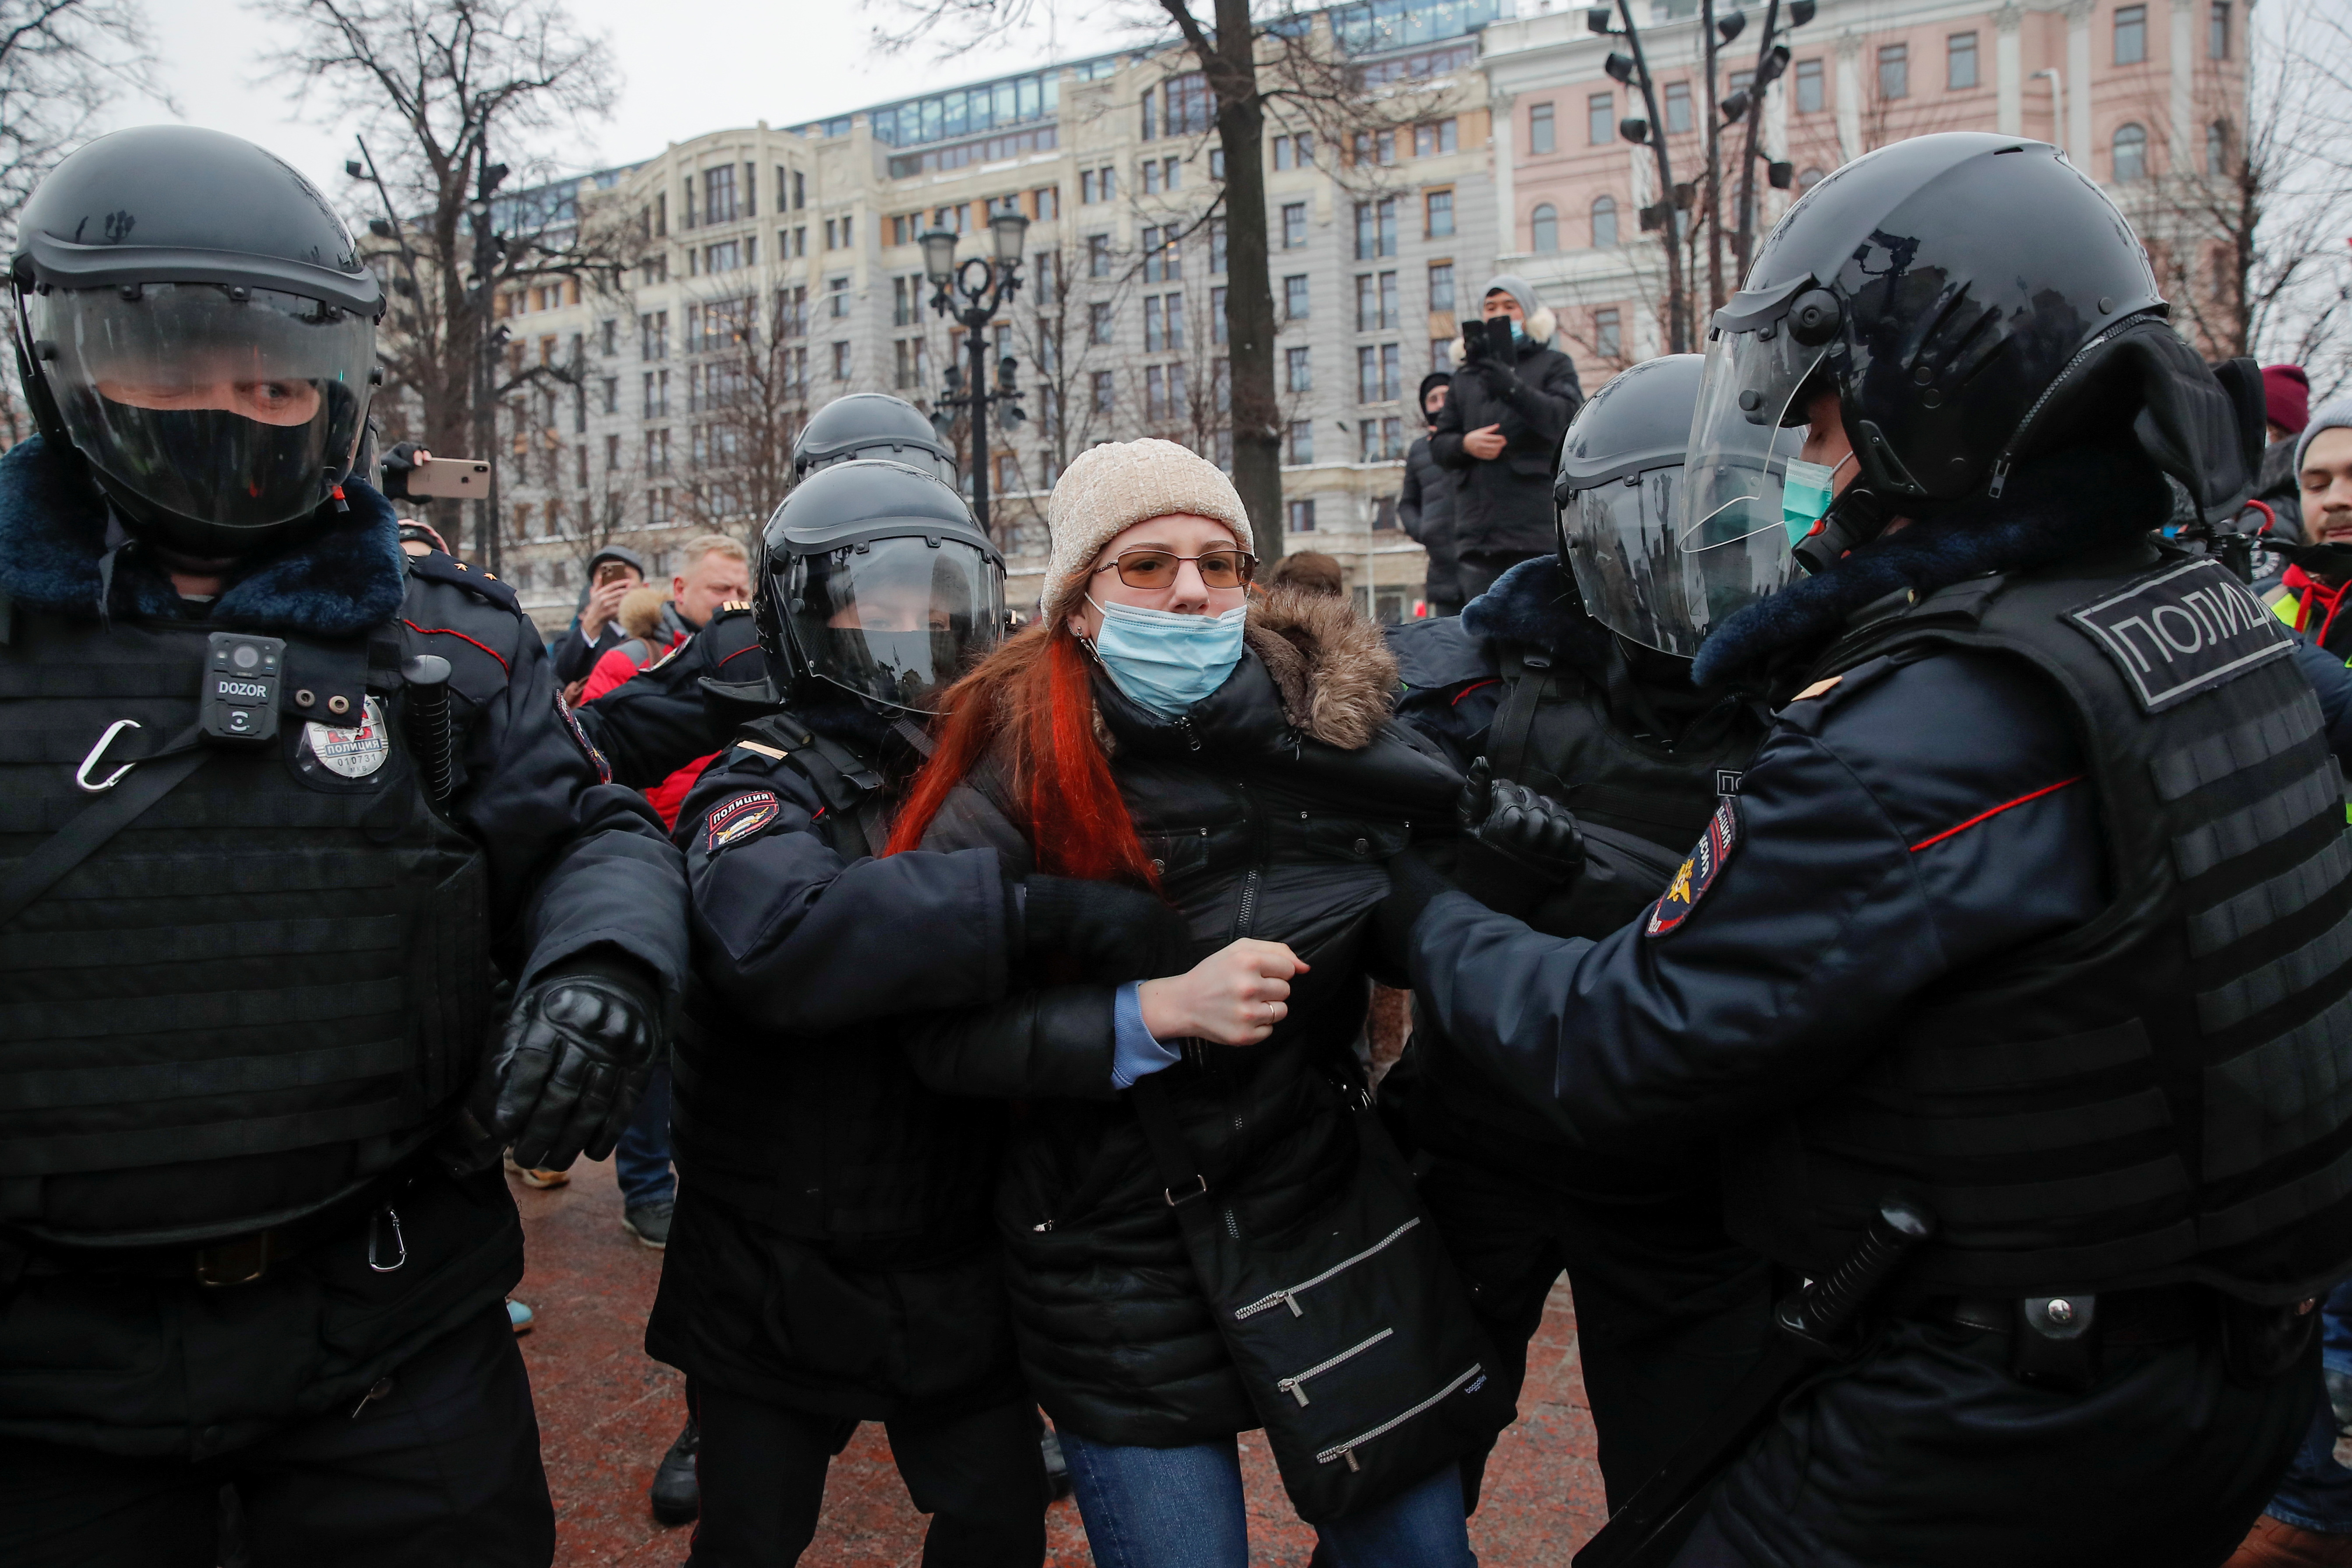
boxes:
[1457,757,1586,884]
[378,441,425,500]
[492,955,665,1170]
[1021,874,1191,983]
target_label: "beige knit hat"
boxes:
[1043,439,1253,613]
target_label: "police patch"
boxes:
[2066,559,2291,713]
[553,687,612,783]
[303,696,390,778]
[706,791,781,851]
[1646,796,1741,938]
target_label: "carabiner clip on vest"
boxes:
[367,1205,406,1273]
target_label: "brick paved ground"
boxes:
[514,1157,1606,1567]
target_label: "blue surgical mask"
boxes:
[1508,318,1527,343]
[1781,452,1854,545]
[1087,599,1248,718]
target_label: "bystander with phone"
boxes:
[1430,276,1584,602]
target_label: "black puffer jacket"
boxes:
[1431,321,1583,560]
[1399,435,1462,611]
[902,590,1462,1446]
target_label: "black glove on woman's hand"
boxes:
[1021,874,1190,982]
[1456,757,1586,883]
[493,956,665,1170]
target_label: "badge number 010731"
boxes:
[1646,796,1741,938]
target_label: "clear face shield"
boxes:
[25,282,375,536]
[784,535,1006,714]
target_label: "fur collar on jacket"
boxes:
[1241,584,1398,751]
[1460,555,1613,674]
[1690,444,2173,687]
[0,434,405,638]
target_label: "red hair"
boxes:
[886,621,1158,888]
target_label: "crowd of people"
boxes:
[8,120,2352,1568]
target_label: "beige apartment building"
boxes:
[1481,0,2249,388]
[465,3,1511,636]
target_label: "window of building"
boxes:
[830,342,850,380]
[600,376,618,414]
[793,171,806,210]
[2207,120,2230,176]
[777,286,807,337]
[605,433,621,470]
[1285,274,1311,319]
[2115,5,2147,65]
[1425,188,1454,238]
[1209,220,1227,275]
[2113,122,2148,182]
[646,427,671,471]
[1878,44,1908,99]
[1287,346,1313,392]
[1081,167,1116,204]
[1591,195,1618,249]
[1143,226,1182,283]
[1428,262,1454,314]
[1948,31,1978,90]
[1287,497,1315,531]
[1285,422,1314,464]
[1035,186,1060,220]
[1593,308,1622,359]
[1413,119,1458,157]
[2210,1,2231,60]
[828,277,849,319]
[1664,81,1692,134]
[1430,338,1452,371]
[1090,302,1114,344]
[1273,132,1317,170]
[1211,286,1228,345]
[1586,92,1612,146]
[1795,59,1824,113]
[1142,159,1161,195]
[1283,203,1309,248]
[1379,271,1399,330]
[1353,129,1398,166]
[640,311,667,360]
[1353,198,1398,260]
[1531,204,1559,254]
[1093,371,1116,413]
[598,318,617,356]
[1530,101,1557,155]
[1143,293,1185,351]
[1089,234,1112,277]
[704,164,738,225]
[1032,251,1059,306]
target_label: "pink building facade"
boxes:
[1478,0,2250,390]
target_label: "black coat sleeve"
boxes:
[2291,635,2352,766]
[1408,651,2106,1148]
[1430,375,1471,471]
[899,986,1122,1102]
[574,610,764,789]
[399,568,690,1002]
[677,748,1015,1035]
[1399,444,1427,540]
[1503,348,1583,453]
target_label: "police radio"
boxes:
[201,632,286,743]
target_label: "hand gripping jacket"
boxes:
[1734,544,2352,1303]
[0,606,491,1250]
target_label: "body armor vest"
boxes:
[667,710,998,1243]
[1727,546,2352,1303]
[0,607,493,1250]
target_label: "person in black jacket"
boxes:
[1383,134,2342,1568]
[1384,354,1780,1513]
[550,544,650,686]
[886,440,1483,1568]
[1431,275,1583,600]
[0,126,685,1566]
[1401,372,1464,616]
[647,459,1176,1568]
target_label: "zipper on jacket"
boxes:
[1276,1327,1394,1407]
[1986,319,2131,498]
[1174,714,1204,752]
[1316,1363,1485,1471]
[1231,778,1263,941]
[1234,1217,1422,1320]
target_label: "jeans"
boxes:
[1056,1431,1474,1568]
[2263,1282,2352,1535]
[616,1059,675,1208]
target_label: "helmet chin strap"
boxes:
[1791,485,1896,577]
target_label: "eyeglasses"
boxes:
[1091,548,1258,590]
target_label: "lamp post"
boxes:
[923,208,1031,537]
[1720,0,1812,287]
[1591,1,1692,353]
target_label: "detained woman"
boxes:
[885,440,1480,1568]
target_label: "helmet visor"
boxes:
[1677,323,1828,561]
[1564,458,1799,658]
[28,282,374,535]
[785,535,1004,713]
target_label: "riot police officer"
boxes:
[1384,133,2345,1566]
[791,389,960,484]
[0,126,686,1564]
[1384,356,1780,1510]
[646,458,1177,1567]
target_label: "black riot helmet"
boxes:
[1681,133,2251,576]
[792,392,957,487]
[11,126,385,557]
[755,459,1006,715]
[1557,354,1801,658]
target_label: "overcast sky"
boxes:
[107,0,1130,197]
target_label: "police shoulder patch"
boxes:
[706,790,781,851]
[1646,796,1741,938]
[2065,558,2291,713]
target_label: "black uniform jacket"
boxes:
[899,590,1463,1448]
[0,437,688,1457]
[645,709,1029,1420]
[1431,334,1583,560]
[573,602,766,790]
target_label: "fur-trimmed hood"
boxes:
[0,434,405,638]
[1460,555,1612,674]
[1690,444,2174,687]
[1241,584,1398,750]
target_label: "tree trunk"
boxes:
[1202,0,1284,562]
